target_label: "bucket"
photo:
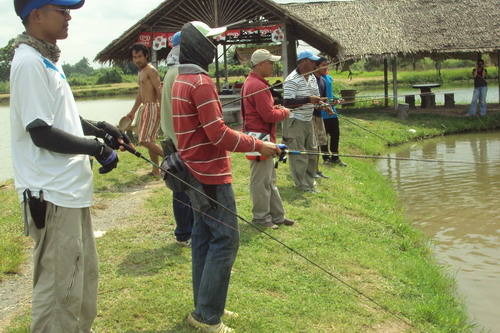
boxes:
[340,89,357,107]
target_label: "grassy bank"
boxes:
[2,112,500,332]
[329,67,498,88]
[1,67,498,103]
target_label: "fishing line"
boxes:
[220,57,357,108]
[98,132,417,329]
[282,149,494,166]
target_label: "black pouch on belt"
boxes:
[23,189,47,230]
[160,152,193,192]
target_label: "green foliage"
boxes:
[4,115,500,331]
[68,73,97,86]
[62,57,95,77]
[0,80,9,94]
[117,61,139,75]
[0,181,28,281]
[96,67,124,84]
[0,38,15,81]
[350,57,490,74]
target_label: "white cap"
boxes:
[251,49,281,66]
[190,21,227,37]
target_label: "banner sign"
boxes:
[140,25,284,48]
[137,32,152,47]
[216,25,284,42]
[152,32,168,51]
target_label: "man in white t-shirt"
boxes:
[10,1,129,331]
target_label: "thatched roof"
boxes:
[282,0,500,60]
[95,0,343,64]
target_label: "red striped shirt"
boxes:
[172,73,263,184]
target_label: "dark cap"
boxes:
[14,0,85,20]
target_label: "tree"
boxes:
[0,38,15,81]
[62,57,95,77]
[96,67,124,84]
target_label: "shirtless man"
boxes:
[127,43,164,176]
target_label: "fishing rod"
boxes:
[119,142,416,330]
[84,118,417,329]
[281,149,495,166]
[220,56,357,108]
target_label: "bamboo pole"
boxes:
[384,58,389,108]
[392,57,398,109]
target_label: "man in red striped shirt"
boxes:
[172,21,279,333]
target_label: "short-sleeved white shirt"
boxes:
[283,69,319,122]
[10,44,93,207]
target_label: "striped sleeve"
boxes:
[193,83,262,153]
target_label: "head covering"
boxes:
[189,21,227,38]
[166,46,180,66]
[297,49,320,62]
[179,21,226,72]
[171,31,181,47]
[15,0,85,20]
[250,49,281,66]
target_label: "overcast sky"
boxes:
[0,0,339,66]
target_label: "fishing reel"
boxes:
[274,144,288,169]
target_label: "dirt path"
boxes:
[0,180,164,331]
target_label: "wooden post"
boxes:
[281,25,289,78]
[215,47,221,92]
[286,28,297,76]
[214,0,220,92]
[392,57,398,109]
[151,49,157,68]
[384,58,389,107]
[498,50,500,104]
[223,43,228,89]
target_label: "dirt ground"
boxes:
[0,180,164,330]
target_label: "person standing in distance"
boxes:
[466,59,488,117]
[10,0,129,331]
[127,43,164,176]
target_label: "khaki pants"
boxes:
[24,202,98,333]
[282,118,317,191]
[249,158,285,224]
[313,116,327,146]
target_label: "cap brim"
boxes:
[269,55,281,62]
[205,26,227,37]
[309,55,320,61]
[51,0,85,9]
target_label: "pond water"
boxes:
[0,96,135,183]
[376,132,500,333]
[352,83,499,106]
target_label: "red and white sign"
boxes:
[166,33,175,47]
[137,32,152,47]
[271,27,285,43]
[152,32,168,51]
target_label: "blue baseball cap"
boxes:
[15,0,85,20]
[172,31,181,47]
[297,49,320,62]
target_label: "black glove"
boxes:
[93,141,119,174]
[96,121,131,150]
